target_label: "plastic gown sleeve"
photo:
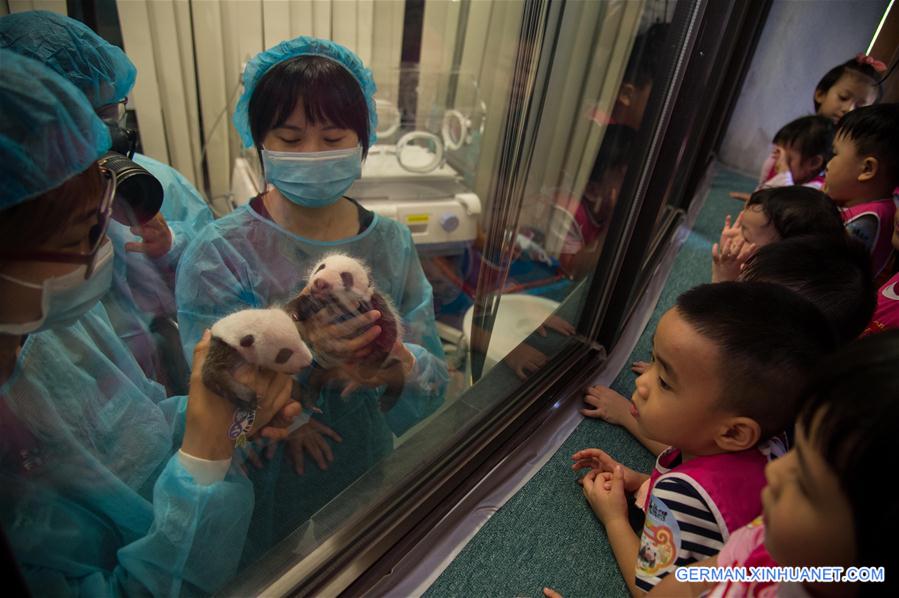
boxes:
[11,394,253,597]
[113,454,253,596]
[381,247,449,437]
[30,455,255,596]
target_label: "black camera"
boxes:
[100,122,163,226]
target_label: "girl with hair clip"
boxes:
[731,54,884,202]
[175,37,448,554]
[814,54,885,123]
[0,50,296,596]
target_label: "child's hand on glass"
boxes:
[238,402,305,471]
[580,385,632,425]
[712,239,756,283]
[721,213,744,242]
[572,447,646,492]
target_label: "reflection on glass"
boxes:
[558,125,636,279]
[555,22,670,280]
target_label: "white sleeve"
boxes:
[177,449,232,485]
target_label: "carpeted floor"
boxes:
[424,167,756,598]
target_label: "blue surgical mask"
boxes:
[261,146,363,208]
[0,240,114,335]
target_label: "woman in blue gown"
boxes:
[175,37,449,557]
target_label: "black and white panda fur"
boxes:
[202,308,313,408]
[285,253,405,411]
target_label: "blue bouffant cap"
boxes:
[0,10,137,109]
[0,49,111,208]
[233,36,378,148]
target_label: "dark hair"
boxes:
[589,124,636,181]
[0,162,101,251]
[739,235,875,346]
[746,186,845,241]
[622,23,668,88]
[248,55,370,157]
[813,58,882,111]
[835,103,899,188]
[676,282,835,439]
[798,331,899,594]
[772,115,834,164]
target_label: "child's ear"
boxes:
[807,154,824,173]
[714,417,761,452]
[617,82,636,108]
[858,156,879,182]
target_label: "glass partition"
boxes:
[214,0,683,593]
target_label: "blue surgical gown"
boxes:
[103,154,213,391]
[0,302,253,596]
[175,204,448,557]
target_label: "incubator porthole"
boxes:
[374,98,401,140]
[442,109,470,151]
[395,130,445,174]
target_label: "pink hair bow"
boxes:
[855,53,887,74]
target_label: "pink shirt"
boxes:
[561,199,610,255]
[707,517,778,598]
[863,272,899,336]
[633,442,783,591]
[641,447,769,535]
[706,518,811,598]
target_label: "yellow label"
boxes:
[406,214,430,223]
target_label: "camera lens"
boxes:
[99,151,163,226]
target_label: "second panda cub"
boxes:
[286,253,405,411]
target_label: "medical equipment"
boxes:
[347,145,481,249]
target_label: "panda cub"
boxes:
[286,253,405,411]
[202,308,313,408]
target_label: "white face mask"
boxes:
[0,241,114,335]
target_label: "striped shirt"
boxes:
[635,466,725,591]
[632,438,781,592]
